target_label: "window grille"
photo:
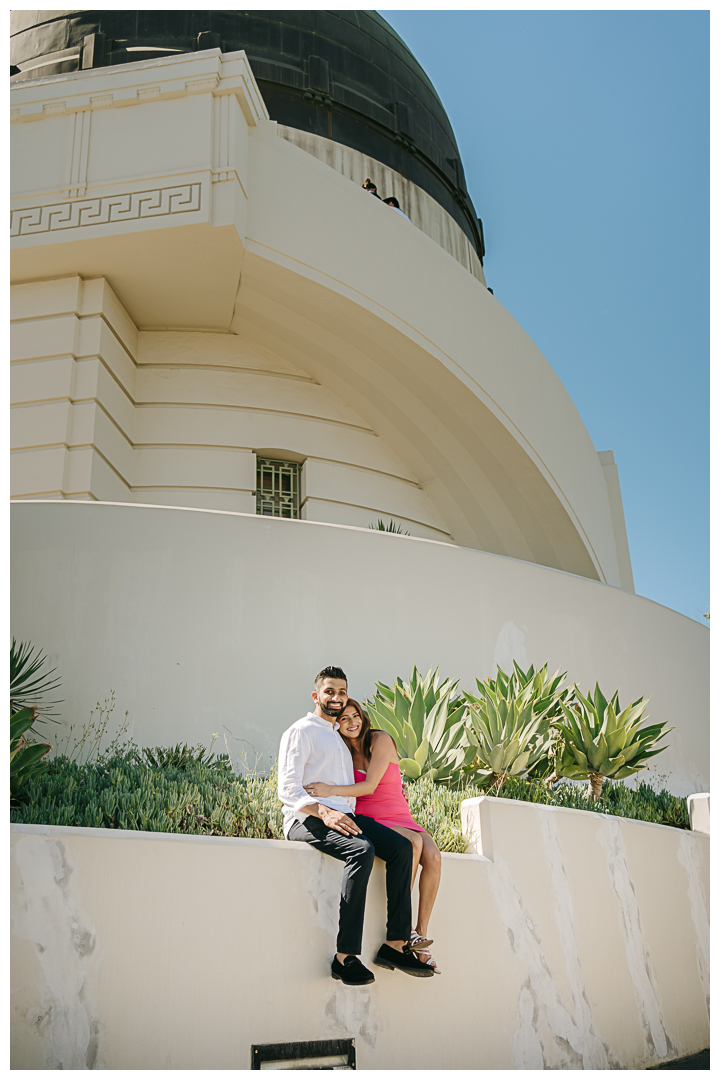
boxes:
[256,458,301,519]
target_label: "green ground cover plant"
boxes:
[11,753,689,847]
[12,752,285,839]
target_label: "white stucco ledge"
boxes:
[8,821,487,859]
[9,820,490,861]
[11,794,709,1070]
[460,793,710,858]
[687,793,710,835]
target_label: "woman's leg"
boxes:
[415,832,442,939]
[389,826,424,889]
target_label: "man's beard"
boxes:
[320,700,344,717]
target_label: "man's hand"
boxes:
[304,781,334,797]
[317,804,362,836]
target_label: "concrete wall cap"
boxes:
[9,821,490,859]
[461,792,708,837]
[687,792,710,835]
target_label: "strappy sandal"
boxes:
[407,930,434,952]
[414,946,441,974]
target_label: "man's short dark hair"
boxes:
[315,665,348,687]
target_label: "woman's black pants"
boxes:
[287,813,413,955]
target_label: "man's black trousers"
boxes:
[287,814,413,955]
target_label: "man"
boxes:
[278,666,434,985]
[383,195,410,220]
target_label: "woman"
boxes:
[305,698,442,972]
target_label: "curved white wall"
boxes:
[243,126,623,582]
[10,502,708,796]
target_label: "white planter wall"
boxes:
[10,799,709,1069]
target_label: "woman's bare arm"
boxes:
[304,732,395,797]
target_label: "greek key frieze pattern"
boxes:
[11,184,202,237]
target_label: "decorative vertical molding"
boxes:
[211,95,222,177]
[64,110,92,199]
[212,94,236,183]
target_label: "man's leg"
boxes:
[287,817,375,956]
[353,815,413,945]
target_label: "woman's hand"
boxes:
[304,781,335,797]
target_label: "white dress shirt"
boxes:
[277,712,356,837]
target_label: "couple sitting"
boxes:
[278,666,442,986]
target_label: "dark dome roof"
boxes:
[10,10,484,261]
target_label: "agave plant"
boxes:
[466,662,570,721]
[364,667,472,785]
[11,706,52,798]
[368,519,410,535]
[491,662,568,715]
[555,684,671,799]
[464,662,570,780]
[464,677,557,788]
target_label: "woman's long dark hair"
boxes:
[339,698,375,762]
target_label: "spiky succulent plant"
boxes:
[365,667,472,785]
[10,641,60,801]
[464,677,557,787]
[468,662,571,717]
[464,662,570,780]
[554,684,670,799]
[11,639,62,720]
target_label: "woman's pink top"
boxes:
[353,762,426,832]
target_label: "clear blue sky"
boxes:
[379,9,709,624]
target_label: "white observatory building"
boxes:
[10,10,707,792]
[10,12,710,1073]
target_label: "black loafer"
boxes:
[331,955,375,985]
[374,943,434,977]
